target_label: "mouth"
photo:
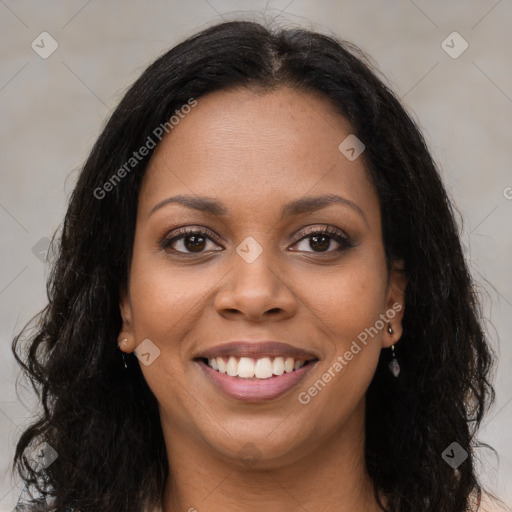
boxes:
[193,345,319,403]
[193,340,319,402]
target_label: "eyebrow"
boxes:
[149,193,368,226]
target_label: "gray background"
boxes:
[1,1,511,509]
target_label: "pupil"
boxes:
[185,235,206,252]
[310,235,329,252]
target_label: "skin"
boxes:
[119,86,407,512]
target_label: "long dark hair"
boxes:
[11,19,498,512]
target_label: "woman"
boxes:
[11,19,502,512]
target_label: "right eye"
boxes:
[160,227,224,255]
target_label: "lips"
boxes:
[193,341,319,402]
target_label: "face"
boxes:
[119,86,406,468]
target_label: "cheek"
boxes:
[295,254,388,349]
[128,244,206,333]
[126,249,201,370]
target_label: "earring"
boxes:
[118,338,129,369]
[387,325,400,378]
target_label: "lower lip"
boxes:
[195,359,317,403]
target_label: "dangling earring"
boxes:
[387,325,400,377]
[118,338,129,369]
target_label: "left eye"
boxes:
[290,228,352,253]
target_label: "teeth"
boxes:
[254,357,273,379]
[284,357,294,373]
[273,357,285,375]
[206,356,308,378]
[238,357,255,378]
[226,356,238,377]
[217,357,227,374]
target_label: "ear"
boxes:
[382,259,407,349]
[118,286,135,353]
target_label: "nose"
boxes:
[213,248,297,323]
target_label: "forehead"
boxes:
[139,86,379,224]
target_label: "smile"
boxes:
[195,356,318,402]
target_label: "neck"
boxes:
[160,400,383,512]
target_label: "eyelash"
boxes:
[159,225,354,256]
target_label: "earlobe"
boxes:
[118,336,130,351]
[383,260,407,348]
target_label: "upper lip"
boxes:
[194,341,319,361]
